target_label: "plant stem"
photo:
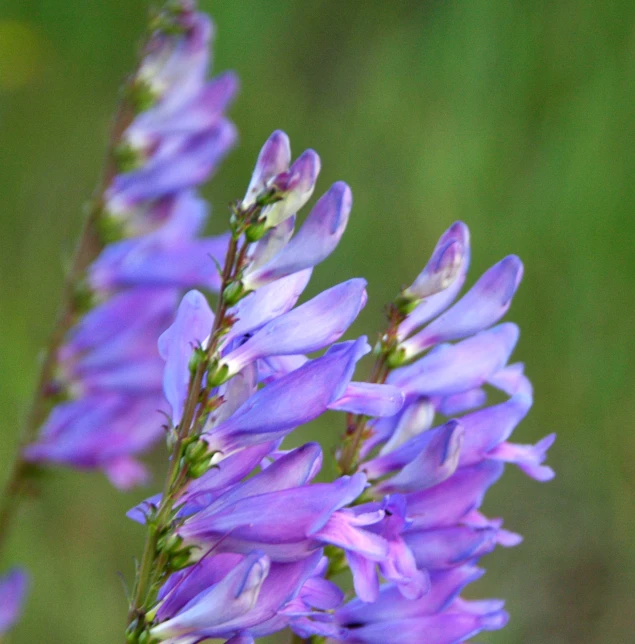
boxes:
[126,229,245,638]
[0,99,134,560]
[337,304,404,475]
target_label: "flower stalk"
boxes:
[125,192,278,642]
[337,301,407,475]
[0,92,137,558]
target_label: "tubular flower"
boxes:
[7,3,554,641]
[332,566,508,644]
[323,221,554,641]
[126,126,413,642]
[25,5,237,487]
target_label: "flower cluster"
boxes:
[123,123,554,643]
[2,2,555,641]
[126,128,407,642]
[24,4,238,488]
[327,223,556,642]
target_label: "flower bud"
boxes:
[261,149,321,228]
[187,345,207,376]
[402,238,464,305]
[242,130,291,209]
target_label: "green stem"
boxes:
[337,304,404,476]
[126,233,242,637]
[0,99,134,561]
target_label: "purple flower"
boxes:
[243,181,352,290]
[219,278,368,380]
[177,445,379,563]
[0,569,28,635]
[26,6,237,486]
[201,339,370,455]
[158,290,214,424]
[397,222,471,339]
[138,445,373,642]
[333,567,508,644]
[241,131,321,228]
[328,222,554,638]
[150,550,340,643]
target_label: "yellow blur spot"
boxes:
[0,20,42,90]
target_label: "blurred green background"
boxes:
[1,0,634,642]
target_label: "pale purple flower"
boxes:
[0,569,28,636]
[332,566,508,644]
[326,221,555,640]
[242,181,352,290]
[26,5,237,487]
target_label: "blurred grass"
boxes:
[0,0,633,642]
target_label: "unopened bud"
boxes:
[262,149,321,228]
[125,620,139,643]
[242,131,291,209]
[188,346,207,376]
[403,239,464,303]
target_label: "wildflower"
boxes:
[25,5,236,487]
[327,221,554,640]
[333,566,508,644]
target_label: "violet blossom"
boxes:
[0,569,28,636]
[24,6,237,488]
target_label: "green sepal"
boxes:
[169,548,194,571]
[222,280,245,306]
[184,438,208,464]
[72,279,98,314]
[207,362,230,387]
[188,456,214,479]
[114,142,145,173]
[137,630,150,644]
[157,533,183,556]
[323,544,347,577]
[255,186,283,207]
[96,211,126,245]
[188,345,208,377]
[244,218,268,242]
[125,619,139,643]
[394,292,420,316]
[386,346,408,369]
[127,80,157,113]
